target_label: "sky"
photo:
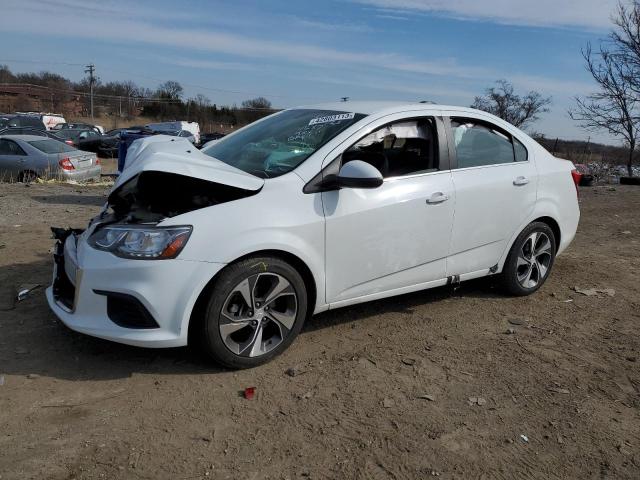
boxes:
[0,0,623,143]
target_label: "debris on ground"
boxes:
[547,387,571,395]
[621,230,631,234]
[243,387,256,400]
[508,317,527,326]
[573,286,615,297]
[520,434,529,443]
[383,397,395,408]
[417,394,435,401]
[26,374,40,380]
[17,284,41,302]
[401,357,416,366]
[468,397,487,406]
[506,328,516,335]
[285,366,306,377]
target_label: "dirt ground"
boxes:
[0,181,639,480]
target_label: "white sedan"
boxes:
[47,102,580,368]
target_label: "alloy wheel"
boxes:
[219,272,298,357]
[516,231,552,289]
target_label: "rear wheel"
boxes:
[499,222,556,296]
[18,170,38,183]
[198,256,308,368]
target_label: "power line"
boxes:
[0,59,326,102]
[84,64,96,119]
[0,59,86,67]
[0,82,281,111]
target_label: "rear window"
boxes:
[20,116,45,129]
[55,130,77,140]
[28,139,76,154]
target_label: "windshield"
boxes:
[202,109,366,178]
[28,139,76,153]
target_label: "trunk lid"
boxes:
[61,151,97,170]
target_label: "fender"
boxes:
[496,199,576,272]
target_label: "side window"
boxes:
[0,139,26,155]
[514,137,528,162]
[343,118,438,178]
[0,139,11,155]
[450,118,526,168]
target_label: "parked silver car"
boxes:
[0,135,101,182]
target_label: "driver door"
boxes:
[322,113,455,306]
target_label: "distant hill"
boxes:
[533,135,631,166]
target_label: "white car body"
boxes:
[41,114,66,130]
[47,102,579,350]
[145,121,201,144]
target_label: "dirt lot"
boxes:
[0,182,639,480]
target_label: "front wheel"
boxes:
[499,222,557,296]
[198,256,308,368]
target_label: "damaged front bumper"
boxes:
[46,227,225,348]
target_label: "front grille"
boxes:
[94,290,159,329]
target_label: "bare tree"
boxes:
[241,97,272,109]
[157,81,183,100]
[570,2,640,177]
[194,94,210,108]
[471,80,551,128]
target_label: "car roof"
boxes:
[294,101,496,118]
[0,134,49,141]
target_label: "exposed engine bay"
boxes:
[105,170,261,223]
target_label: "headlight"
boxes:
[88,225,192,259]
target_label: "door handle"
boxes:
[426,192,449,204]
[513,176,529,186]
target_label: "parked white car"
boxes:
[47,102,580,368]
[145,121,200,144]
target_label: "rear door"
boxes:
[444,114,537,277]
[0,139,29,177]
[322,113,455,305]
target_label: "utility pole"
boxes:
[84,64,96,119]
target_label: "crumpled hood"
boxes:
[115,135,264,191]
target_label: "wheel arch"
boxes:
[497,213,563,272]
[187,249,319,345]
[534,215,561,247]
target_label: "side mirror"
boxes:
[336,160,383,189]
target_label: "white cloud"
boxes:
[0,0,604,140]
[288,16,374,32]
[0,1,496,80]
[354,0,619,30]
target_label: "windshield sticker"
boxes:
[308,112,355,126]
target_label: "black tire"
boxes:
[499,222,557,296]
[196,256,308,369]
[18,170,38,183]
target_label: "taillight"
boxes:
[95,158,101,165]
[571,169,580,197]
[59,157,75,170]
[65,140,74,145]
